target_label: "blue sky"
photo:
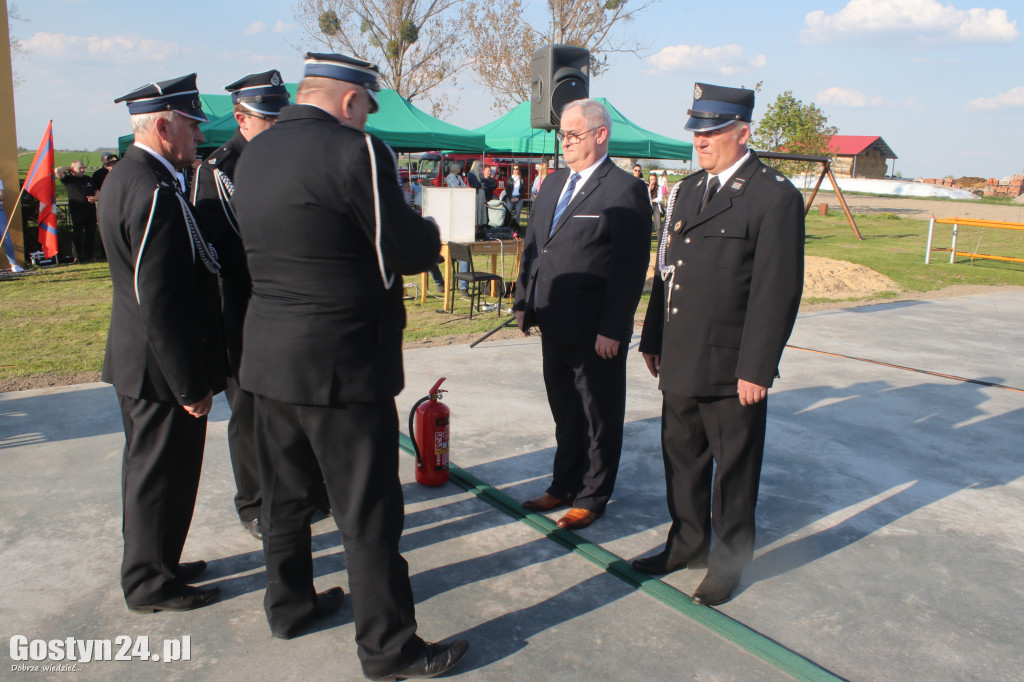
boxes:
[10,0,1023,179]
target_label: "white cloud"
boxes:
[272,21,295,33]
[965,86,1024,110]
[801,0,1019,45]
[648,44,766,76]
[24,32,182,62]
[245,22,268,35]
[817,86,887,108]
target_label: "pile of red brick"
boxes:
[983,175,1024,198]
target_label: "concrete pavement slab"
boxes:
[2,290,1022,681]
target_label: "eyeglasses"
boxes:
[556,127,600,145]
[244,111,278,122]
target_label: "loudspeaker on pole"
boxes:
[530,45,590,130]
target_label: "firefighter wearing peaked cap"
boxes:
[99,73,226,613]
[189,69,291,544]
[634,82,805,607]
[231,53,469,678]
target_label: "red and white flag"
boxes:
[24,121,58,258]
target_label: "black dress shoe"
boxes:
[243,518,263,540]
[691,573,740,606]
[370,639,469,680]
[129,585,219,613]
[176,560,207,582]
[631,550,708,575]
[272,587,346,639]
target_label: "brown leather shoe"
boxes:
[522,492,566,512]
[556,508,598,530]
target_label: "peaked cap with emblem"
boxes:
[114,73,208,122]
[303,52,381,113]
[685,82,754,132]
[225,69,291,116]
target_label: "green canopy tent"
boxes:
[474,99,692,161]
[118,87,485,155]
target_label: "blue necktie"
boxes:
[550,172,582,236]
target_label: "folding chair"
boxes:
[447,242,504,319]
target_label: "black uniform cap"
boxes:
[685,83,755,132]
[225,69,291,116]
[303,53,380,113]
[114,73,208,122]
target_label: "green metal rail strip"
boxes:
[399,433,844,682]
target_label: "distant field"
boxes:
[18,150,109,173]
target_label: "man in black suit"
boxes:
[232,53,468,679]
[99,74,226,613]
[191,69,290,542]
[633,83,805,606]
[514,98,651,531]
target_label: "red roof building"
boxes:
[828,135,897,178]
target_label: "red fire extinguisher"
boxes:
[409,378,450,486]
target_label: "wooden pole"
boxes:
[826,165,862,240]
[0,2,25,268]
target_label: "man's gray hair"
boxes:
[561,99,613,135]
[131,110,174,136]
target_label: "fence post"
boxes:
[950,223,958,264]
[925,217,935,264]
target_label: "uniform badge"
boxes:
[673,220,684,233]
[694,84,703,100]
[271,73,282,86]
[775,175,785,181]
[730,177,745,191]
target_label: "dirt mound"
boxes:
[804,256,899,300]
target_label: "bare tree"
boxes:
[8,2,26,87]
[292,0,473,116]
[467,0,659,112]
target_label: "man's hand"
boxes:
[737,379,767,406]
[183,393,213,418]
[642,352,660,378]
[595,334,620,359]
[515,310,530,336]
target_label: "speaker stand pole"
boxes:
[470,314,517,348]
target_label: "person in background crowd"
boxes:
[445,162,464,187]
[632,162,643,179]
[56,160,98,262]
[506,165,525,224]
[648,171,663,232]
[532,161,549,196]
[92,153,119,191]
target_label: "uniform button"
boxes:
[673,284,679,290]
[684,237,691,244]
[542,248,547,254]
[720,228,726,234]
[676,259,682,266]
[671,308,678,314]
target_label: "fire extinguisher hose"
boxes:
[407,396,432,469]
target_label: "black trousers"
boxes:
[117,392,207,607]
[70,209,97,261]
[252,394,424,677]
[225,376,261,523]
[660,391,767,577]
[540,335,628,514]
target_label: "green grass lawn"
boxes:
[3,210,1024,386]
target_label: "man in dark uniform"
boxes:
[99,74,226,612]
[191,69,290,541]
[514,98,651,530]
[56,160,98,262]
[633,83,804,606]
[232,53,469,679]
